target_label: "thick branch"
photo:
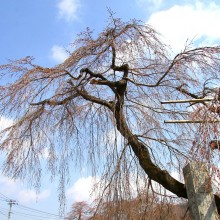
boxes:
[111,63,128,72]
[80,68,107,81]
[90,78,126,88]
[111,64,129,81]
[90,78,127,98]
[76,88,112,109]
[176,85,202,100]
[111,43,116,68]
[113,104,187,198]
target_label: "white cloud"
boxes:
[57,0,81,22]
[40,147,50,159]
[0,174,19,195]
[0,116,13,131]
[66,176,98,203]
[51,45,69,63]
[0,116,13,143]
[18,189,50,204]
[105,128,123,146]
[0,173,50,204]
[148,2,220,52]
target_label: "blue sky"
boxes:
[1,0,220,219]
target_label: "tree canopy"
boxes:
[1,16,220,213]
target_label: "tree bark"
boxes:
[113,102,220,213]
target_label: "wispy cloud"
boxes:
[50,45,69,63]
[56,0,81,22]
[147,2,220,52]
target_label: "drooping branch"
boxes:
[2,17,220,215]
[64,70,83,80]
[30,93,79,106]
[124,55,179,88]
